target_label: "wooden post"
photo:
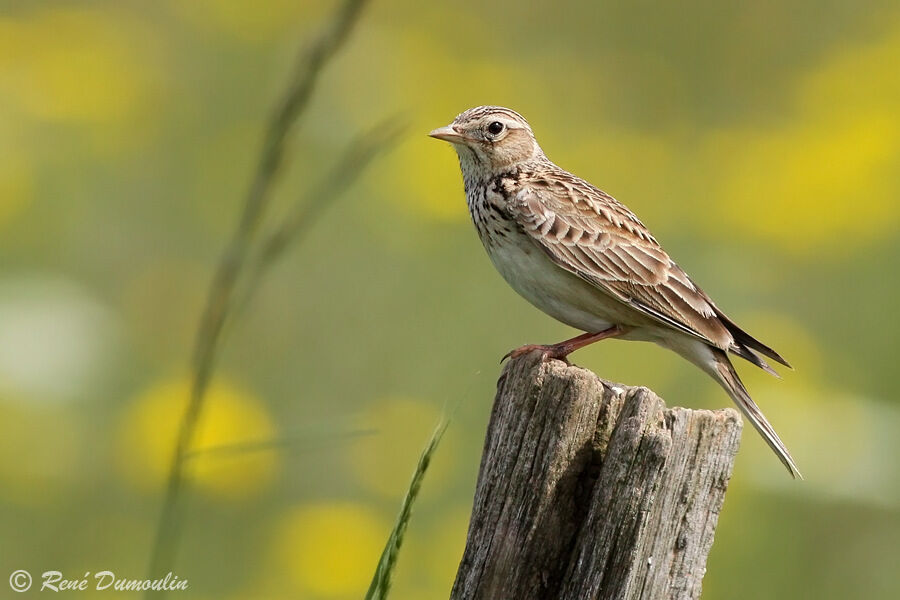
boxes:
[451,352,742,600]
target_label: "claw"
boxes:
[501,344,569,364]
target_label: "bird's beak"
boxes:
[428,124,465,143]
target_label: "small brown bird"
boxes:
[430,106,800,478]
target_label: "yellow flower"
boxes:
[706,22,900,254]
[379,136,469,222]
[273,502,386,597]
[0,8,162,124]
[116,377,277,499]
[711,112,899,254]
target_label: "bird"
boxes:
[429,105,801,478]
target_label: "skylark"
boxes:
[430,106,800,478]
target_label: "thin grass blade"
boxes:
[364,419,449,600]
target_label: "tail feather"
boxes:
[710,349,802,479]
[715,308,792,369]
[730,343,780,378]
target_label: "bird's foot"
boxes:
[501,327,627,365]
[501,344,572,364]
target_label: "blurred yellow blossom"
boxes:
[798,20,900,121]
[707,22,900,254]
[380,135,469,222]
[273,502,386,597]
[711,113,899,254]
[116,377,277,499]
[0,8,163,125]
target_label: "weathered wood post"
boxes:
[451,352,742,600]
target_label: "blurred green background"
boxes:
[1,0,899,598]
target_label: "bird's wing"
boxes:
[509,173,734,349]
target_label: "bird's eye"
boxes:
[487,121,505,135]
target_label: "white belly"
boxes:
[484,231,639,334]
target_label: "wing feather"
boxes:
[510,173,733,349]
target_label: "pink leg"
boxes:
[502,326,627,363]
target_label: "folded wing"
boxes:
[510,172,789,371]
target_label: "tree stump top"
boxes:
[451,353,742,600]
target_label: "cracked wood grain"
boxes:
[451,352,742,600]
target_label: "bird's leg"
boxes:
[503,325,626,363]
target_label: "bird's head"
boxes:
[429,106,543,172]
